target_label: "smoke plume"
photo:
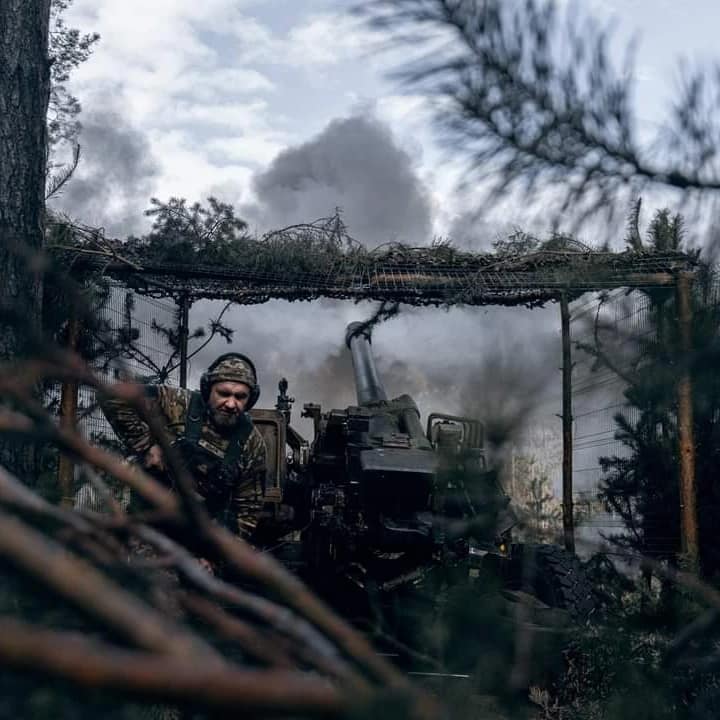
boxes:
[185,298,561,444]
[245,113,433,247]
[50,110,159,237]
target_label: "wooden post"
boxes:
[58,314,80,506]
[560,293,575,553]
[178,294,190,389]
[675,271,699,571]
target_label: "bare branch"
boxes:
[0,506,220,660]
[0,618,351,716]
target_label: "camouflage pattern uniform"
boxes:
[101,365,267,540]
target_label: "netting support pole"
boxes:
[676,271,699,572]
[58,313,80,507]
[560,292,575,553]
[178,293,190,389]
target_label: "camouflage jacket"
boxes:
[101,386,267,540]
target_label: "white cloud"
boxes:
[174,68,275,101]
[205,134,288,166]
[68,1,219,68]
[58,1,448,232]
[551,0,616,14]
[147,129,255,203]
[60,1,294,211]
[373,94,430,130]
[65,1,280,114]
[282,13,375,66]
[223,10,376,69]
[155,100,273,129]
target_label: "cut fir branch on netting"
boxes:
[142,196,251,251]
[120,200,374,275]
[48,214,699,312]
[48,201,694,314]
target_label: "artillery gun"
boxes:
[251,321,594,658]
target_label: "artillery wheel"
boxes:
[511,544,596,623]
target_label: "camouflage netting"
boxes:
[48,217,698,307]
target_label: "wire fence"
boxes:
[567,269,720,556]
[568,290,644,551]
[55,267,719,552]
[77,281,179,449]
[54,282,180,506]
[571,288,651,480]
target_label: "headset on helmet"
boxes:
[199,352,260,410]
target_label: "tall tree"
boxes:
[580,206,720,577]
[0,0,52,350]
[0,0,52,477]
[45,0,99,198]
[47,0,99,149]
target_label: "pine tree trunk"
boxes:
[0,0,52,479]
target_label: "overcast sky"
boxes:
[56,0,720,449]
[57,0,720,239]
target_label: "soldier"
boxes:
[101,353,267,542]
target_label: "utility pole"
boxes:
[58,313,80,506]
[178,293,190,389]
[560,292,575,553]
[675,271,699,571]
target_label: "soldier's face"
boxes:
[208,381,251,429]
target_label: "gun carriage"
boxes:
[251,321,594,654]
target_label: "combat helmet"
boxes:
[200,353,260,409]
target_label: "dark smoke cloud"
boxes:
[245,113,433,247]
[185,299,421,438]
[142,108,564,485]
[50,110,159,236]
[459,332,560,465]
[445,210,512,251]
[191,111,445,435]
[184,299,561,444]
[291,341,359,416]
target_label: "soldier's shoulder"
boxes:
[156,386,194,421]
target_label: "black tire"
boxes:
[515,544,596,622]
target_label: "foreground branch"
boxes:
[0,618,351,716]
[0,506,218,660]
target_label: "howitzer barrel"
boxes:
[345,322,388,406]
